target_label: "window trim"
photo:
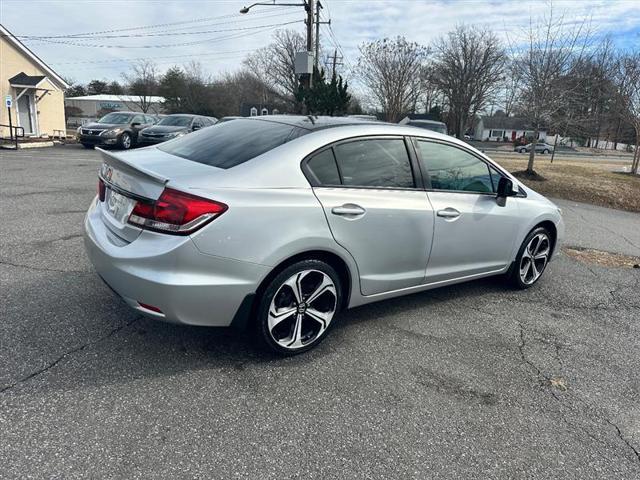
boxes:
[301,135,421,191]
[411,136,526,197]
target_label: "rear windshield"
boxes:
[158,119,305,169]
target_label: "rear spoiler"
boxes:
[97,148,169,185]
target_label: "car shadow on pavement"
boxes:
[2,271,517,397]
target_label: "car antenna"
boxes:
[306,115,316,125]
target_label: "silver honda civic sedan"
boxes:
[84,116,564,355]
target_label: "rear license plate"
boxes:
[105,188,135,224]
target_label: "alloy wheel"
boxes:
[267,269,338,350]
[121,134,131,149]
[519,232,550,285]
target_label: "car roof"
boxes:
[242,115,390,131]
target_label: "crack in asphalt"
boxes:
[0,317,140,394]
[517,322,640,466]
[0,259,92,274]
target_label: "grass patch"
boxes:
[494,156,640,213]
[563,246,640,269]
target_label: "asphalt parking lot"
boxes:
[1,144,639,479]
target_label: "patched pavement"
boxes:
[1,145,639,479]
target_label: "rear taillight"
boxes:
[98,178,106,202]
[127,187,227,235]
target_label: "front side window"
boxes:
[132,115,144,125]
[416,141,493,193]
[333,139,414,188]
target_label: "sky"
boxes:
[2,0,639,85]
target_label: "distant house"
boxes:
[240,103,279,117]
[0,24,69,138]
[65,94,165,126]
[473,116,547,142]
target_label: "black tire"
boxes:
[255,259,342,355]
[118,132,132,150]
[507,226,552,289]
[543,149,550,154]
[82,143,94,149]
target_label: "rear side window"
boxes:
[159,119,304,169]
[416,141,493,193]
[306,149,341,185]
[333,139,414,188]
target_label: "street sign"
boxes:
[5,95,11,108]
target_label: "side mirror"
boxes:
[192,125,201,131]
[496,177,518,206]
[131,122,141,127]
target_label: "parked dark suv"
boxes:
[77,112,157,150]
[138,114,217,145]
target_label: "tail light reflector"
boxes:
[138,302,163,314]
[98,178,106,202]
[127,187,227,235]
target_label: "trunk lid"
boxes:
[97,147,221,242]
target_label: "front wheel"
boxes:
[255,260,342,355]
[507,227,552,289]
[543,149,550,154]
[119,132,132,150]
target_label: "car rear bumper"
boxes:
[83,198,269,327]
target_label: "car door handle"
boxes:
[437,208,461,219]
[331,204,366,216]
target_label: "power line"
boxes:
[49,49,256,65]
[24,20,303,49]
[20,20,301,41]
[31,12,243,38]
[18,9,300,39]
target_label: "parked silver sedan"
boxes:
[84,116,564,354]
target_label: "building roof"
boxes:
[8,72,46,87]
[479,116,546,131]
[1,24,69,89]
[66,94,165,102]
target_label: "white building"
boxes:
[473,116,547,142]
[65,94,165,126]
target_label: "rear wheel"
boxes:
[508,227,552,289]
[256,260,342,355]
[119,132,132,150]
[82,143,94,149]
[543,149,550,154]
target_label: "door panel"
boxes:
[314,188,434,295]
[17,95,33,134]
[425,192,521,283]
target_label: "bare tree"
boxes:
[512,8,592,173]
[357,36,428,122]
[613,52,640,174]
[243,29,306,103]
[122,60,159,113]
[431,25,505,138]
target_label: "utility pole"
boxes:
[326,49,343,78]
[314,2,331,70]
[305,0,314,89]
